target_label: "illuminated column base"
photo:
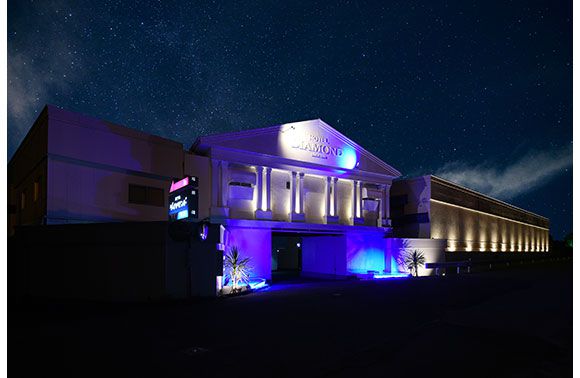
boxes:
[325,215,339,224]
[291,213,306,222]
[255,209,272,220]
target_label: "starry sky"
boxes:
[7,0,572,238]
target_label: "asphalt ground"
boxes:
[10,260,572,378]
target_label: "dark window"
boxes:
[34,178,40,202]
[229,181,252,188]
[286,181,291,189]
[147,187,164,207]
[129,184,164,207]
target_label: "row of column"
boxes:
[212,159,390,224]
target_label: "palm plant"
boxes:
[403,249,426,277]
[224,246,251,292]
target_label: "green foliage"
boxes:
[402,249,426,277]
[564,233,572,248]
[224,246,252,291]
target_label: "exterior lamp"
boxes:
[198,220,209,241]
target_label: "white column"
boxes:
[358,181,364,217]
[290,171,297,215]
[325,176,331,216]
[332,177,338,217]
[211,159,220,207]
[256,166,264,211]
[266,168,272,211]
[378,184,384,226]
[352,180,358,222]
[220,161,229,208]
[298,172,305,214]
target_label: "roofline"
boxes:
[429,175,549,222]
[191,118,402,177]
[9,105,50,166]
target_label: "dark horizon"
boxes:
[7,0,572,238]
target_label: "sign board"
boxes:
[168,176,199,221]
[278,121,358,170]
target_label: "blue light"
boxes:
[176,209,188,220]
[373,273,410,279]
[248,277,268,290]
[338,147,357,169]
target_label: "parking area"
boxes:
[11,260,572,378]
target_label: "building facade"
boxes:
[9,106,549,294]
[391,175,550,253]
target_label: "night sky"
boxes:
[7,0,572,238]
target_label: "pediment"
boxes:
[191,119,401,177]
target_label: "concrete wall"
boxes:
[47,159,170,223]
[302,235,347,277]
[390,176,431,238]
[184,153,211,220]
[10,221,224,301]
[391,176,550,253]
[225,226,272,280]
[10,222,168,301]
[337,179,354,225]
[386,238,446,276]
[304,175,326,224]
[47,106,183,179]
[346,231,387,274]
[430,199,549,253]
[270,169,291,222]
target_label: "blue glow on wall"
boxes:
[347,247,385,274]
[346,232,387,274]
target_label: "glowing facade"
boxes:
[390,175,550,253]
[8,106,550,298]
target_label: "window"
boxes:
[128,184,164,207]
[229,181,252,188]
[34,178,40,202]
[20,191,26,210]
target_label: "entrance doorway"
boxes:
[271,233,302,282]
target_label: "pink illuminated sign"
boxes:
[170,177,189,193]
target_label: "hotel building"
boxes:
[8,106,549,297]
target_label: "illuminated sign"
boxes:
[279,121,358,170]
[168,176,198,221]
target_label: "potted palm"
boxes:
[403,249,426,277]
[224,246,252,293]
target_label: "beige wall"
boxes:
[430,200,549,252]
[391,176,550,252]
[303,175,326,224]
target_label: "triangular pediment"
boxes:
[191,119,401,177]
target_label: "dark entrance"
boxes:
[271,233,302,282]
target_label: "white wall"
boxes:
[270,169,291,222]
